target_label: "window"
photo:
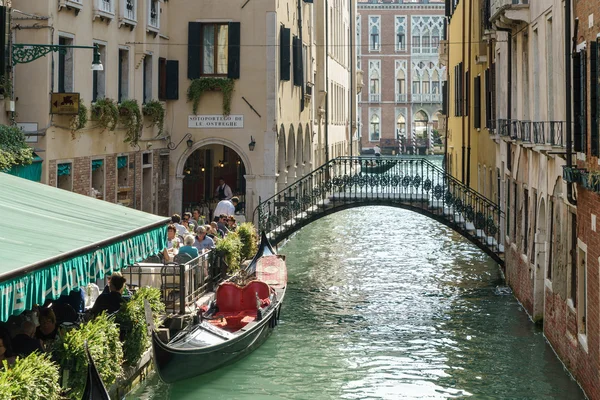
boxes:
[547,198,554,280]
[523,188,529,254]
[58,36,73,93]
[118,49,129,102]
[98,0,114,14]
[522,33,529,119]
[574,50,587,152]
[530,191,537,265]
[512,182,518,241]
[370,114,380,141]
[117,155,129,188]
[202,24,228,75]
[396,114,406,138]
[280,26,291,81]
[57,162,73,191]
[474,75,481,129]
[591,40,599,157]
[148,0,159,30]
[569,213,577,306]
[411,16,443,54]
[395,16,406,51]
[505,178,510,238]
[158,58,179,100]
[369,16,380,51]
[158,57,167,100]
[369,60,380,102]
[577,244,587,335]
[92,43,106,102]
[121,0,136,22]
[91,159,105,200]
[143,54,152,103]
[546,18,553,119]
[465,70,469,116]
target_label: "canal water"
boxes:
[127,205,585,399]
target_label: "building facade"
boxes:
[357,0,445,156]
[444,0,497,198]
[10,0,357,221]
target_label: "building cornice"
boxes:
[358,5,444,11]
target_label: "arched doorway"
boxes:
[181,144,247,219]
[413,110,429,155]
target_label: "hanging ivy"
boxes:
[119,99,143,146]
[142,100,165,136]
[0,124,34,171]
[69,102,88,137]
[91,98,119,131]
[187,78,235,116]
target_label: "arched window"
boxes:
[370,114,380,141]
[370,70,380,95]
[396,69,406,96]
[370,18,380,51]
[414,110,428,138]
[396,114,406,137]
[432,70,440,96]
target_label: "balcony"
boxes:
[497,119,564,147]
[147,0,160,33]
[369,94,380,103]
[119,0,137,28]
[411,93,442,104]
[396,93,407,103]
[94,0,115,21]
[490,0,530,25]
[439,40,448,67]
[58,0,83,15]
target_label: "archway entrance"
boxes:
[182,144,247,219]
[413,110,429,155]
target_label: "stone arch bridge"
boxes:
[255,156,505,266]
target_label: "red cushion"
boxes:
[216,281,271,313]
[241,281,271,310]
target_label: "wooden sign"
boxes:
[50,92,80,115]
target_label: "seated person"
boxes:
[0,330,15,367]
[35,308,59,342]
[91,275,127,317]
[178,235,199,259]
[193,226,215,253]
[12,321,43,357]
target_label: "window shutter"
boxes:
[454,66,458,117]
[573,52,582,152]
[591,41,599,156]
[166,60,179,100]
[280,26,291,81]
[228,22,241,79]
[293,36,303,87]
[303,0,313,3]
[188,22,201,80]
[484,68,491,128]
[445,0,451,17]
[465,69,469,117]
[474,75,481,129]
[442,81,448,115]
[158,58,167,100]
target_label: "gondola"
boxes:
[361,158,398,174]
[81,342,111,400]
[151,232,287,384]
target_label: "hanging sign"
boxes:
[188,115,244,129]
[50,92,80,115]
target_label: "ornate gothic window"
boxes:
[370,113,380,141]
[395,16,406,52]
[411,16,444,54]
[369,16,380,51]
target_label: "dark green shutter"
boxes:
[292,36,303,87]
[188,22,201,80]
[484,68,491,129]
[465,69,469,117]
[573,52,582,152]
[280,26,291,81]
[166,60,179,100]
[591,41,599,156]
[474,75,481,129]
[228,22,241,79]
[442,81,447,115]
[303,0,313,3]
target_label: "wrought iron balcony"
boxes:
[412,93,442,104]
[490,0,530,25]
[497,119,565,147]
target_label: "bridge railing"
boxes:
[256,157,505,260]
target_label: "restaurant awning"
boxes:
[0,173,170,322]
[5,153,43,182]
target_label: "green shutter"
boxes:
[188,22,201,80]
[280,26,291,81]
[166,60,179,100]
[474,76,481,129]
[573,52,582,152]
[592,40,599,157]
[228,22,241,79]
[442,81,447,115]
[292,36,303,87]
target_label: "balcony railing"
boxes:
[370,94,381,103]
[412,93,442,104]
[100,0,112,13]
[396,93,407,103]
[497,119,564,147]
[148,0,160,30]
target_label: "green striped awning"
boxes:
[0,172,169,322]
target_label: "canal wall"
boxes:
[504,243,535,318]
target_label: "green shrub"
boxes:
[116,287,164,365]
[0,124,34,171]
[236,222,258,261]
[54,313,123,400]
[215,231,243,272]
[0,352,62,400]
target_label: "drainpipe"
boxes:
[461,0,466,183]
[466,0,473,187]
[565,0,576,205]
[325,0,330,163]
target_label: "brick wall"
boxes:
[504,245,534,314]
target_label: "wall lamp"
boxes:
[167,133,192,150]
[12,43,103,71]
[248,136,256,151]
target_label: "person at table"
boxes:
[178,235,200,259]
[12,321,43,357]
[193,226,215,253]
[213,197,238,222]
[182,212,195,232]
[91,275,127,317]
[214,177,233,200]
[0,330,16,367]
[171,214,189,237]
[226,215,237,231]
[216,214,231,235]
[35,308,58,342]
[192,209,203,226]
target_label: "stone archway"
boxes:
[172,137,254,219]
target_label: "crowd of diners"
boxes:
[164,195,240,262]
[0,273,130,367]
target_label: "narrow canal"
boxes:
[128,206,585,399]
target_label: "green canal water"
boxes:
[127,206,585,400]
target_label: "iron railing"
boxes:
[256,156,505,264]
[497,119,565,146]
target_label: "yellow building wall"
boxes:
[446,0,497,201]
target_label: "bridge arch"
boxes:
[257,156,505,266]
